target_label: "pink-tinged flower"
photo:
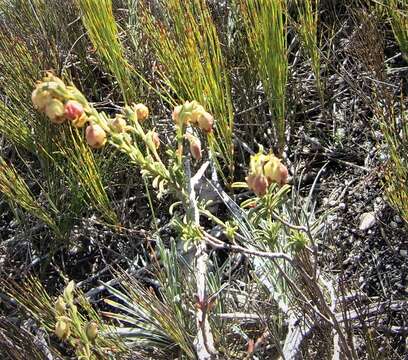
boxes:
[133,103,149,121]
[172,105,183,125]
[190,104,205,124]
[31,88,51,111]
[186,133,202,161]
[264,157,288,186]
[246,174,268,196]
[45,99,65,124]
[152,131,160,149]
[197,111,214,133]
[85,124,107,149]
[278,163,288,185]
[110,116,127,133]
[64,100,84,121]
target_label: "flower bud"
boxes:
[133,103,149,122]
[85,321,98,341]
[197,111,214,133]
[43,72,65,88]
[246,174,268,196]
[264,157,288,186]
[45,99,65,124]
[186,134,202,161]
[172,105,183,125]
[55,296,66,315]
[181,100,195,114]
[64,100,84,120]
[190,104,205,124]
[63,280,75,303]
[86,124,107,149]
[278,163,288,185]
[31,88,51,111]
[152,131,160,149]
[110,116,127,133]
[55,319,70,340]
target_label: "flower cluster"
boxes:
[31,73,152,150]
[172,100,214,133]
[32,73,87,127]
[32,74,215,199]
[246,151,288,196]
[53,281,99,359]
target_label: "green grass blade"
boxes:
[77,0,138,103]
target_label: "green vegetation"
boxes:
[240,0,288,154]
[0,1,406,359]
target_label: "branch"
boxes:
[185,159,216,359]
[203,231,293,263]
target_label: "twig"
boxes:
[204,231,293,263]
[185,159,216,359]
[215,312,262,321]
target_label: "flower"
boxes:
[246,151,288,196]
[45,99,65,124]
[64,100,87,128]
[186,133,202,161]
[31,88,51,111]
[85,321,98,341]
[110,116,127,133]
[133,103,149,121]
[246,173,268,196]
[152,131,160,149]
[86,124,107,149]
[172,105,183,125]
[197,111,214,133]
[55,319,70,340]
[64,100,84,120]
[190,104,205,124]
[55,296,66,315]
[263,157,288,186]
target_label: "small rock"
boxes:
[338,202,346,210]
[329,200,337,207]
[400,249,408,257]
[390,221,398,229]
[359,212,376,231]
[394,215,402,223]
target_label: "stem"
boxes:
[184,159,216,359]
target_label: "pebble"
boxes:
[390,221,398,229]
[400,249,408,257]
[359,212,376,231]
[329,200,337,207]
[394,215,402,223]
[338,202,346,210]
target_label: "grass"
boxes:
[0,157,60,236]
[55,126,118,225]
[0,30,47,153]
[77,0,138,104]
[386,0,408,60]
[381,104,408,223]
[140,0,235,182]
[239,0,288,155]
[293,0,322,99]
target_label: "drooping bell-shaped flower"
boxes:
[86,124,107,149]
